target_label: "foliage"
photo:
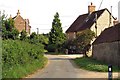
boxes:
[29,32,39,44]
[39,34,49,45]
[20,30,27,40]
[66,29,95,55]
[2,14,19,40]
[2,40,46,78]
[3,57,47,78]
[30,32,37,39]
[75,29,95,52]
[29,32,49,45]
[47,44,57,52]
[74,57,120,72]
[48,12,66,52]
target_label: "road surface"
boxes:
[28,54,119,78]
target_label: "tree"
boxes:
[38,34,49,45]
[20,30,27,40]
[29,32,38,44]
[49,12,66,52]
[30,32,37,39]
[2,17,19,39]
[74,29,95,57]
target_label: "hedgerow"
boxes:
[2,40,47,78]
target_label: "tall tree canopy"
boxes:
[48,12,66,52]
[2,17,19,40]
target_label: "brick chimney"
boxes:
[9,14,12,19]
[17,10,20,15]
[88,2,96,13]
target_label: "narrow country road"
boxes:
[29,54,119,78]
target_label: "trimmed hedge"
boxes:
[2,40,47,78]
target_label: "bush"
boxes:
[47,44,57,52]
[2,18,19,40]
[20,30,27,40]
[2,40,46,78]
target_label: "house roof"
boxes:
[66,13,88,33]
[12,16,17,19]
[93,23,120,45]
[66,8,115,33]
[12,14,31,28]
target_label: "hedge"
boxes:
[2,40,47,78]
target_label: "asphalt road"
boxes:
[29,54,119,78]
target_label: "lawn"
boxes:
[74,57,120,72]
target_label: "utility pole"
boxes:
[95,13,97,38]
[98,0,103,10]
[109,6,112,27]
[37,28,39,34]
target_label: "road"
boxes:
[28,54,119,78]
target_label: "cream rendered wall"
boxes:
[89,10,115,56]
[91,10,114,37]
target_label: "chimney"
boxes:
[88,2,96,13]
[9,14,12,19]
[17,10,20,15]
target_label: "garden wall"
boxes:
[92,41,120,66]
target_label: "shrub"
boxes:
[2,40,45,78]
[20,30,27,40]
[47,44,57,52]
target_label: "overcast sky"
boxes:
[0,0,120,34]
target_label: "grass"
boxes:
[2,57,48,78]
[74,57,120,72]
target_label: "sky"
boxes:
[0,0,120,34]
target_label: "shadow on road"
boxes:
[48,58,72,60]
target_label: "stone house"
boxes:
[92,23,120,66]
[66,3,115,40]
[10,10,31,35]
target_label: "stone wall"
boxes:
[92,41,120,66]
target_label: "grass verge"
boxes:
[74,57,120,72]
[2,57,48,78]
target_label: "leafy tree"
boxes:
[2,18,19,39]
[29,32,38,44]
[1,11,6,28]
[20,30,27,40]
[74,29,95,57]
[49,12,66,52]
[30,32,37,39]
[29,32,49,46]
[1,11,19,39]
[11,28,19,39]
[4,18,14,31]
[38,34,49,45]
